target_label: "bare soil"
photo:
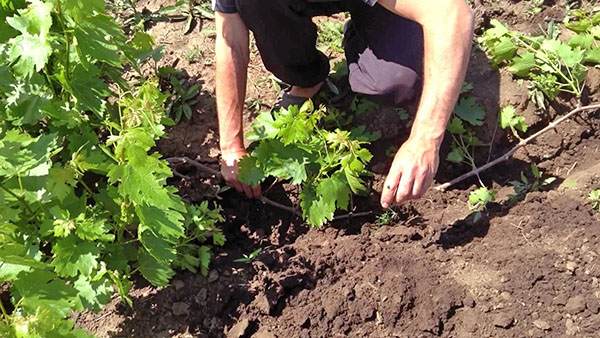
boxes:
[76,1,600,337]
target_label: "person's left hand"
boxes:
[380,136,441,208]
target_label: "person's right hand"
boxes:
[220,149,262,199]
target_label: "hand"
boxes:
[221,149,262,199]
[380,136,440,208]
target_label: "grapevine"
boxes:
[0,1,223,337]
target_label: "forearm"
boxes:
[379,0,474,147]
[215,13,249,155]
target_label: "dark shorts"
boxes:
[226,0,424,106]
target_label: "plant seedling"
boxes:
[234,248,263,263]
[469,186,497,222]
[499,105,528,138]
[509,163,556,199]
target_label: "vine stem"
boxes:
[0,182,34,215]
[166,156,372,221]
[0,298,8,320]
[435,103,600,191]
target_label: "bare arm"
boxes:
[378,0,474,207]
[215,12,261,198]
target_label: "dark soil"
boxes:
[76,1,600,337]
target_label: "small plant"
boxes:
[234,248,263,263]
[479,20,592,109]
[509,163,556,199]
[445,85,487,166]
[317,21,344,54]
[469,187,497,221]
[184,45,204,64]
[375,208,402,226]
[238,101,373,227]
[499,105,528,138]
[159,66,200,122]
[589,189,600,212]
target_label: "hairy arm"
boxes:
[377,0,474,207]
[215,12,261,198]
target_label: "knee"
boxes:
[348,62,419,104]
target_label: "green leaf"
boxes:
[138,248,175,287]
[12,269,78,318]
[198,245,211,276]
[8,33,52,77]
[6,0,52,37]
[499,105,528,133]
[584,47,600,64]
[490,36,517,66]
[136,204,185,244]
[568,34,594,49]
[51,235,100,278]
[61,64,110,115]
[0,243,45,282]
[138,229,176,263]
[508,52,536,77]
[237,156,265,187]
[0,130,58,176]
[247,111,279,141]
[446,147,465,164]
[316,171,350,211]
[455,97,486,126]
[446,117,465,135]
[73,275,113,312]
[73,14,125,67]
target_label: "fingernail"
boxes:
[381,203,388,209]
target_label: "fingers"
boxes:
[381,160,403,208]
[252,184,262,198]
[395,168,415,204]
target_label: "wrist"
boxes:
[408,127,445,150]
[220,144,246,157]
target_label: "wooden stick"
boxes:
[435,103,600,191]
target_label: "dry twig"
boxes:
[435,103,600,191]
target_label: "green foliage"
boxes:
[0,1,223,336]
[589,189,600,212]
[479,19,594,108]
[445,84,486,166]
[240,101,373,227]
[159,66,200,123]
[233,248,262,263]
[375,207,401,227]
[317,21,344,54]
[468,186,497,221]
[509,163,556,199]
[499,105,528,137]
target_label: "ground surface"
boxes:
[76,1,600,337]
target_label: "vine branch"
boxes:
[435,103,600,191]
[166,156,372,222]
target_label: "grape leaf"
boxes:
[73,14,124,67]
[508,52,536,77]
[237,156,265,187]
[138,248,175,287]
[317,172,350,211]
[499,105,528,133]
[246,111,278,141]
[455,97,485,126]
[12,269,78,318]
[51,235,100,278]
[73,275,113,312]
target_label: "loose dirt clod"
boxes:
[565,296,586,314]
